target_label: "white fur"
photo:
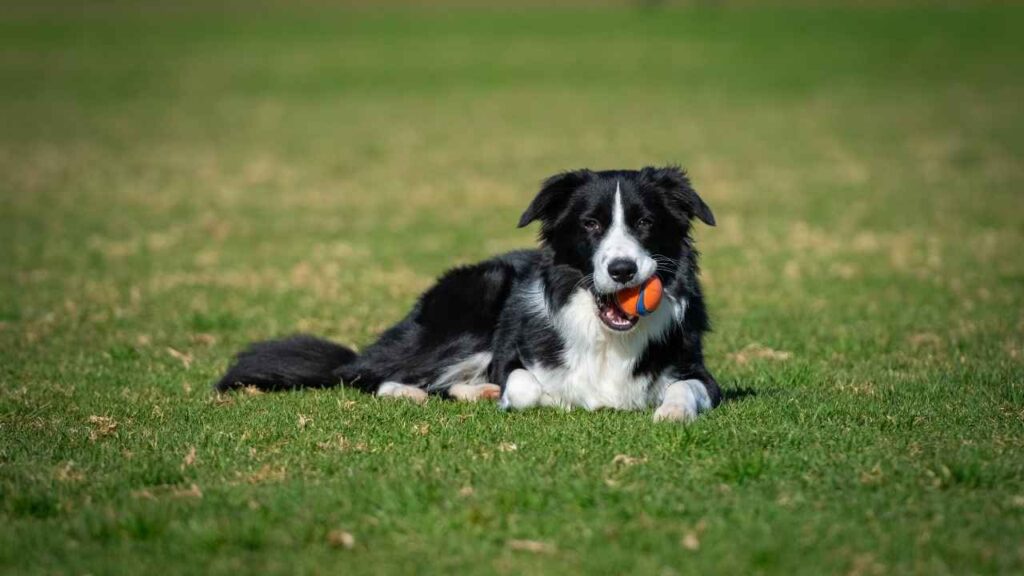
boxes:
[427,351,493,392]
[376,382,428,403]
[592,183,657,294]
[522,279,550,318]
[499,368,545,410]
[667,293,688,324]
[653,379,711,422]
[518,287,680,411]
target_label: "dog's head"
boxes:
[519,166,715,332]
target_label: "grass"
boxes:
[2,3,1023,574]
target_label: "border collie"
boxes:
[216,166,720,422]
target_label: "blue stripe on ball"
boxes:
[636,285,648,316]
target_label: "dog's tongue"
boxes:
[598,296,639,330]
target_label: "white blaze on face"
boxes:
[592,182,657,294]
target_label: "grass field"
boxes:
[2,3,1024,574]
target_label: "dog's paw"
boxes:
[479,384,502,400]
[653,379,708,423]
[499,369,542,411]
[376,382,428,404]
[653,402,698,423]
[449,383,502,402]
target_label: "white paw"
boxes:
[449,383,502,402]
[653,402,698,423]
[499,369,542,410]
[653,379,708,423]
[376,382,428,404]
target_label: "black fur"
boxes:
[332,252,533,393]
[216,166,721,410]
[215,335,357,392]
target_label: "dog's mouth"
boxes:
[596,294,639,332]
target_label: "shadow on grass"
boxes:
[722,386,758,404]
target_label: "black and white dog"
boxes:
[216,166,721,422]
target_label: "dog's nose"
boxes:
[607,259,638,283]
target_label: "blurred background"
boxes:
[3,0,1022,354]
[5,0,1021,349]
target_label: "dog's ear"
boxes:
[640,166,715,227]
[518,169,594,228]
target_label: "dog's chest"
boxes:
[527,289,679,410]
[529,341,652,410]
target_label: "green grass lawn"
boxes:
[2,3,1023,574]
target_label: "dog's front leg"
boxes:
[653,379,713,423]
[498,368,543,410]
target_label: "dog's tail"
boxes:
[214,334,358,393]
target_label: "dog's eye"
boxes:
[636,217,653,230]
[581,218,602,233]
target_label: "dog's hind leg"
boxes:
[449,383,502,402]
[376,382,429,404]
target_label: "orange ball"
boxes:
[616,276,663,317]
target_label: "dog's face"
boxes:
[519,166,715,332]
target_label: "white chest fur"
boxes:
[526,287,683,410]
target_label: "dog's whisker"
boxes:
[571,273,594,293]
[652,254,681,264]
[652,254,683,277]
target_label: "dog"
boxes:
[216,166,721,422]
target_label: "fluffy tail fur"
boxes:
[215,334,357,392]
